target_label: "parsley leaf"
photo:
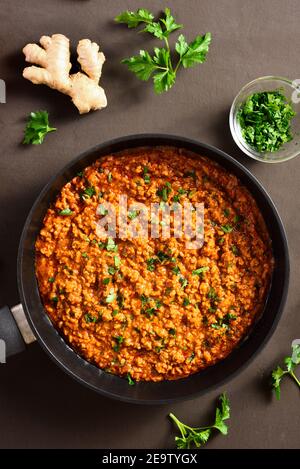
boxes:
[59,207,73,216]
[127,373,135,385]
[183,297,190,307]
[192,266,209,277]
[106,288,116,304]
[160,8,182,37]
[213,393,230,434]
[153,48,176,94]
[179,276,188,289]
[147,257,157,272]
[106,237,118,252]
[143,166,151,183]
[115,8,154,28]
[272,343,300,399]
[156,181,172,201]
[175,33,212,68]
[81,186,96,199]
[84,313,100,324]
[221,224,234,234]
[169,393,230,449]
[112,335,124,352]
[23,111,56,145]
[122,50,156,81]
[128,209,139,220]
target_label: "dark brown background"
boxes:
[0,0,299,449]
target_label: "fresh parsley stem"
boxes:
[163,36,173,73]
[290,371,300,388]
[174,59,182,74]
[169,413,188,437]
[169,413,210,434]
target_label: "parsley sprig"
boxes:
[23,111,56,145]
[272,343,300,399]
[115,8,211,94]
[169,393,230,448]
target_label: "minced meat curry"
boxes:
[35,147,273,382]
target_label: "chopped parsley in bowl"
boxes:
[230,76,300,163]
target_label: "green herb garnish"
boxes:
[211,313,237,330]
[179,276,188,289]
[127,373,135,385]
[172,266,180,275]
[140,294,149,306]
[84,313,100,324]
[106,289,116,303]
[156,182,172,202]
[207,287,216,299]
[98,206,108,216]
[231,245,239,256]
[106,237,118,252]
[59,207,73,216]
[221,224,234,234]
[156,250,173,263]
[113,335,124,352]
[169,393,230,448]
[169,328,176,336]
[116,8,211,94]
[147,257,157,272]
[23,110,56,145]
[147,251,175,271]
[192,266,209,277]
[173,188,188,202]
[81,252,89,259]
[103,278,110,285]
[272,343,300,399]
[238,90,296,153]
[82,186,96,199]
[142,307,156,318]
[48,277,55,283]
[128,209,139,220]
[143,166,151,183]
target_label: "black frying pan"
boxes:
[0,134,289,404]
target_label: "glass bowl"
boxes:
[229,76,300,163]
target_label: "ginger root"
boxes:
[23,34,107,114]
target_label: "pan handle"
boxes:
[0,304,36,362]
